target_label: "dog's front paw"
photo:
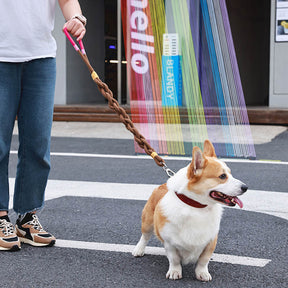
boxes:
[195,267,212,282]
[166,266,182,280]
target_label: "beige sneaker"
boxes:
[0,218,21,251]
[16,213,56,247]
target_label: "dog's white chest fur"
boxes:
[158,165,223,264]
[159,191,222,263]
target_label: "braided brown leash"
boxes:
[76,51,173,171]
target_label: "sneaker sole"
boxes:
[19,237,56,247]
[0,244,21,251]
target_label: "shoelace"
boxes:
[27,215,45,232]
[0,219,15,236]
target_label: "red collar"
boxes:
[175,192,207,208]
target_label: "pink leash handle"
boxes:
[63,27,86,55]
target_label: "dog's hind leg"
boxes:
[132,232,153,257]
[132,184,167,257]
[132,194,156,257]
[195,235,218,282]
[132,207,154,257]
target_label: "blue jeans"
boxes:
[0,58,56,214]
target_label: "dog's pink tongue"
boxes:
[234,197,243,208]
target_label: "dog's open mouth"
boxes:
[209,191,243,208]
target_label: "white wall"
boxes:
[53,4,67,105]
[269,0,288,107]
[52,1,106,105]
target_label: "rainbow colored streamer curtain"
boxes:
[121,0,256,159]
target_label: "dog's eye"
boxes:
[219,174,227,180]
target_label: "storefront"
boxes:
[53,0,288,117]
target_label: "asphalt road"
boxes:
[2,126,288,288]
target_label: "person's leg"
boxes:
[0,62,22,251]
[0,62,21,214]
[13,58,56,214]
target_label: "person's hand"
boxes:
[63,18,86,41]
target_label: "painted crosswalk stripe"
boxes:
[7,179,288,221]
[55,239,271,268]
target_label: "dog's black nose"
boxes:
[241,185,248,193]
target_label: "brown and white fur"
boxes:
[132,140,247,281]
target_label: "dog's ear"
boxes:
[188,146,206,178]
[203,140,216,158]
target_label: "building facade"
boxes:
[53,0,287,109]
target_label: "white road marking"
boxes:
[8,179,288,220]
[9,150,288,165]
[42,180,286,220]
[54,239,271,268]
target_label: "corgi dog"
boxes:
[132,140,248,281]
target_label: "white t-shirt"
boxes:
[0,0,57,62]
